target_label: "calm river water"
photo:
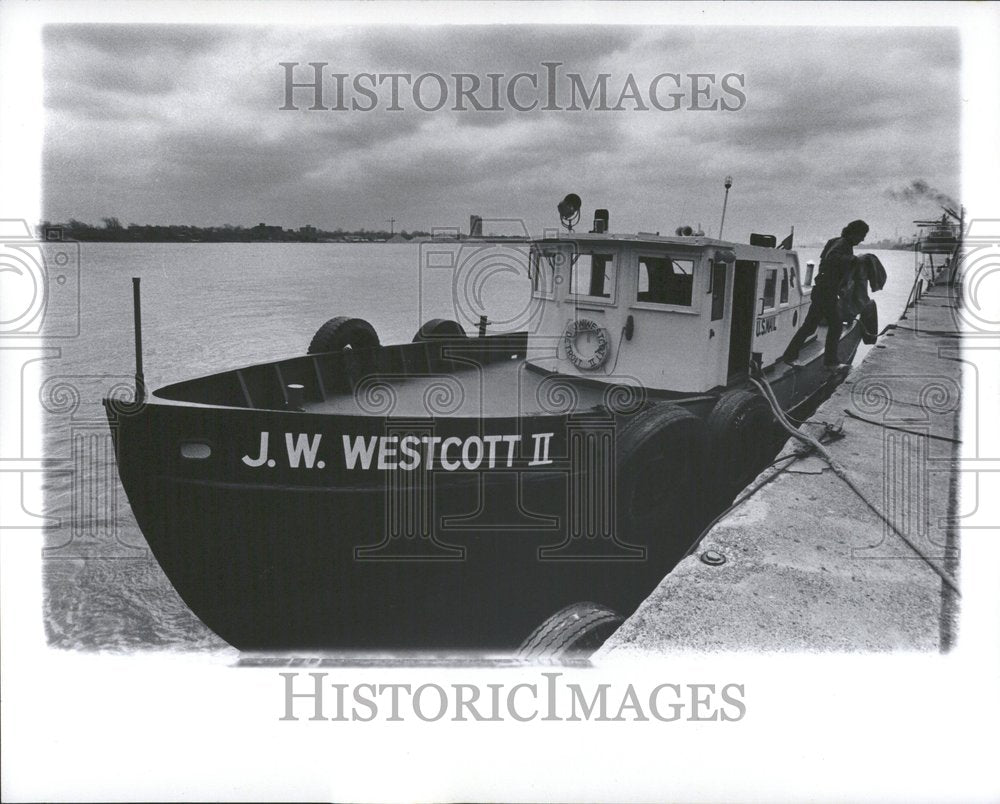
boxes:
[40,242,920,651]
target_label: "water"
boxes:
[40,242,919,652]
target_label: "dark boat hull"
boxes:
[108,401,710,650]
[106,324,862,651]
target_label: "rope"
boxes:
[683,448,810,559]
[901,267,926,316]
[889,325,961,337]
[842,409,962,444]
[604,325,629,375]
[748,367,960,596]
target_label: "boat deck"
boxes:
[301,359,612,419]
[154,324,841,417]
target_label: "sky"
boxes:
[42,25,960,244]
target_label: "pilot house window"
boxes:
[637,256,694,306]
[529,250,556,299]
[763,268,777,309]
[570,253,615,298]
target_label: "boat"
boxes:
[105,198,872,651]
[916,213,961,255]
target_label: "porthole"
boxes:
[180,442,212,460]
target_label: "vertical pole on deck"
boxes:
[718,175,733,240]
[132,277,145,404]
[949,206,964,285]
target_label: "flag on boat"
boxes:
[779,227,794,249]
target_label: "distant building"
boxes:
[37,223,64,240]
[252,222,285,241]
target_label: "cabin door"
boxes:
[727,260,758,381]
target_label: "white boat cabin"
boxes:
[525,232,816,393]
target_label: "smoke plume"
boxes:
[886,179,957,210]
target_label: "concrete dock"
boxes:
[599,278,962,654]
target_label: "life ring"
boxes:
[517,601,623,659]
[307,317,380,354]
[615,402,706,564]
[563,318,610,370]
[705,389,778,502]
[412,318,467,342]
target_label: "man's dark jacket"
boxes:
[814,236,856,293]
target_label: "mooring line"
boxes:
[842,409,962,444]
[749,369,961,597]
[889,325,961,337]
[682,449,808,560]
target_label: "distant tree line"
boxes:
[866,237,919,251]
[42,218,916,249]
[38,218,432,243]
[800,237,917,251]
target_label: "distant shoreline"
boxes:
[47,236,438,244]
[37,223,917,250]
[37,220,434,244]
[45,236,917,251]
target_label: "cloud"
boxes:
[45,25,231,58]
[42,24,960,243]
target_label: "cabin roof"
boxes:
[531,231,797,258]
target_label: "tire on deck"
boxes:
[705,389,778,503]
[412,318,467,342]
[517,602,623,660]
[615,402,707,564]
[307,316,380,354]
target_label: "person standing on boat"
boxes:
[781,219,869,369]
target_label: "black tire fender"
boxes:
[412,318,467,343]
[615,402,707,548]
[307,317,380,354]
[517,601,623,660]
[705,389,777,498]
